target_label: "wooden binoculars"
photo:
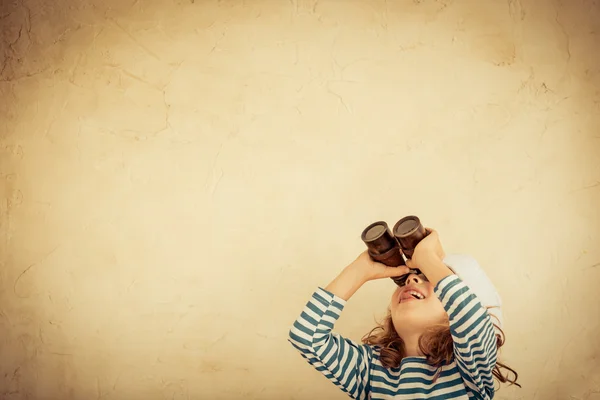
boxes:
[361,216,429,285]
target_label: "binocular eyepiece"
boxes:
[361,215,428,286]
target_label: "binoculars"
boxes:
[361,215,429,286]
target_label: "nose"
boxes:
[405,273,422,285]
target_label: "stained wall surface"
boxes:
[1,0,599,399]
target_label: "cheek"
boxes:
[423,283,435,297]
[389,290,400,309]
[425,298,448,322]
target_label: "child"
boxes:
[288,228,519,399]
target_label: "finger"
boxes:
[368,258,386,268]
[405,259,414,269]
[383,266,410,277]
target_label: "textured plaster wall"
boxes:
[1,0,599,399]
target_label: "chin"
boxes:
[392,302,448,330]
[394,314,436,331]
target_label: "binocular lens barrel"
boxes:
[392,216,427,259]
[360,221,406,267]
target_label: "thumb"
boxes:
[383,265,410,277]
[405,259,414,269]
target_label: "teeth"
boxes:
[408,290,424,299]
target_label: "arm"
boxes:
[288,286,372,400]
[288,252,409,400]
[435,274,498,399]
[407,230,497,398]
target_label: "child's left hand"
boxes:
[346,251,411,282]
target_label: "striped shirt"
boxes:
[288,275,498,399]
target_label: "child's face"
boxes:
[389,272,448,334]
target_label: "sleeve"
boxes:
[288,287,372,400]
[434,274,498,399]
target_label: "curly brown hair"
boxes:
[362,309,521,387]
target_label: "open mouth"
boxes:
[399,289,426,303]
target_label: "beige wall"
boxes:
[1,0,599,399]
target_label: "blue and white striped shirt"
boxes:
[288,275,498,399]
